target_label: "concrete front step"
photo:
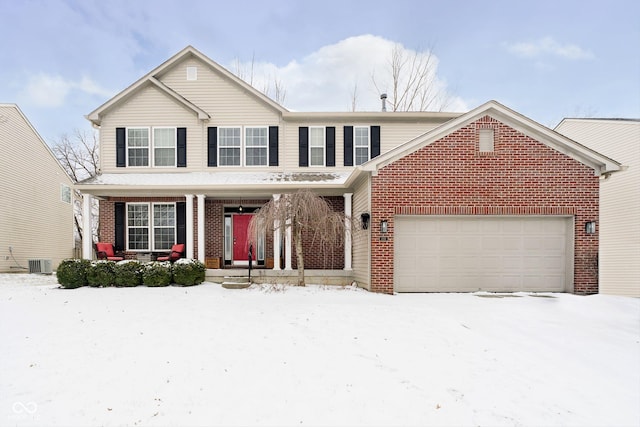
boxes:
[221,275,251,289]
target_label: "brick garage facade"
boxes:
[370,116,599,294]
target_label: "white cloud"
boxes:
[21,73,112,108]
[505,37,594,60]
[230,35,467,112]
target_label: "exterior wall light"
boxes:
[361,213,370,230]
[380,219,388,234]
[585,221,596,234]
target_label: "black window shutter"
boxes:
[176,201,186,247]
[177,128,187,167]
[116,128,126,167]
[326,126,335,167]
[114,202,126,251]
[207,127,217,167]
[268,126,279,166]
[298,127,309,167]
[371,126,381,158]
[343,126,354,166]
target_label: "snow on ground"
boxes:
[1,273,638,427]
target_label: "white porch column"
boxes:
[285,220,293,270]
[343,192,353,270]
[197,194,205,263]
[82,194,93,259]
[272,194,281,270]
[185,194,194,259]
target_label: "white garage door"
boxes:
[394,216,572,293]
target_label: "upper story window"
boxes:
[219,127,241,166]
[354,126,370,165]
[245,127,268,166]
[218,126,269,167]
[127,128,150,166]
[153,128,176,167]
[60,184,71,204]
[309,127,326,166]
[126,127,177,167]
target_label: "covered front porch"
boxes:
[76,170,361,278]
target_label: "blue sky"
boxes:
[1,0,638,143]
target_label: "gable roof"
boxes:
[362,100,622,177]
[86,46,287,127]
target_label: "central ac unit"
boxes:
[28,259,53,274]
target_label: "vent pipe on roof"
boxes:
[380,93,387,112]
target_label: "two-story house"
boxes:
[76,46,621,294]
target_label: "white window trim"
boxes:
[309,126,326,167]
[153,127,177,168]
[126,127,178,168]
[126,127,150,168]
[126,202,177,252]
[353,126,370,166]
[244,126,269,168]
[218,126,270,167]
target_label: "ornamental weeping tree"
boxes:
[248,189,347,286]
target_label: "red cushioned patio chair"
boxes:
[156,243,185,262]
[95,242,124,261]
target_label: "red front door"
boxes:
[232,214,253,261]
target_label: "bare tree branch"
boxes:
[51,129,100,247]
[248,190,347,286]
[371,43,449,112]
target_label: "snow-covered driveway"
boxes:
[1,274,638,426]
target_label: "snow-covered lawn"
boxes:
[1,274,638,427]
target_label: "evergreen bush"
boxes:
[114,260,143,287]
[142,261,172,287]
[86,261,116,287]
[56,259,91,289]
[172,259,206,286]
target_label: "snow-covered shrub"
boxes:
[142,261,172,287]
[172,258,206,286]
[86,261,116,287]
[114,260,143,287]
[57,259,91,289]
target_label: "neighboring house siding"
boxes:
[0,105,74,272]
[100,85,204,173]
[556,119,640,297]
[352,174,371,289]
[370,115,599,294]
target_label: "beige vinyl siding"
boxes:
[281,120,444,171]
[556,119,640,297]
[351,174,371,289]
[159,57,281,125]
[0,105,74,272]
[100,85,205,173]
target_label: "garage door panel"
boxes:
[395,216,571,293]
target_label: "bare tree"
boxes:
[372,43,451,112]
[248,189,346,286]
[51,129,100,244]
[232,54,287,106]
[349,81,359,112]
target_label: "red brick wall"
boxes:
[370,115,599,294]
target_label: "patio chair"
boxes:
[95,242,124,261]
[156,243,185,262]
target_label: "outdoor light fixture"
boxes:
[585,221,596,234]
[380,219,388,234]
[361,213,370,230]
[238,199,243,214]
